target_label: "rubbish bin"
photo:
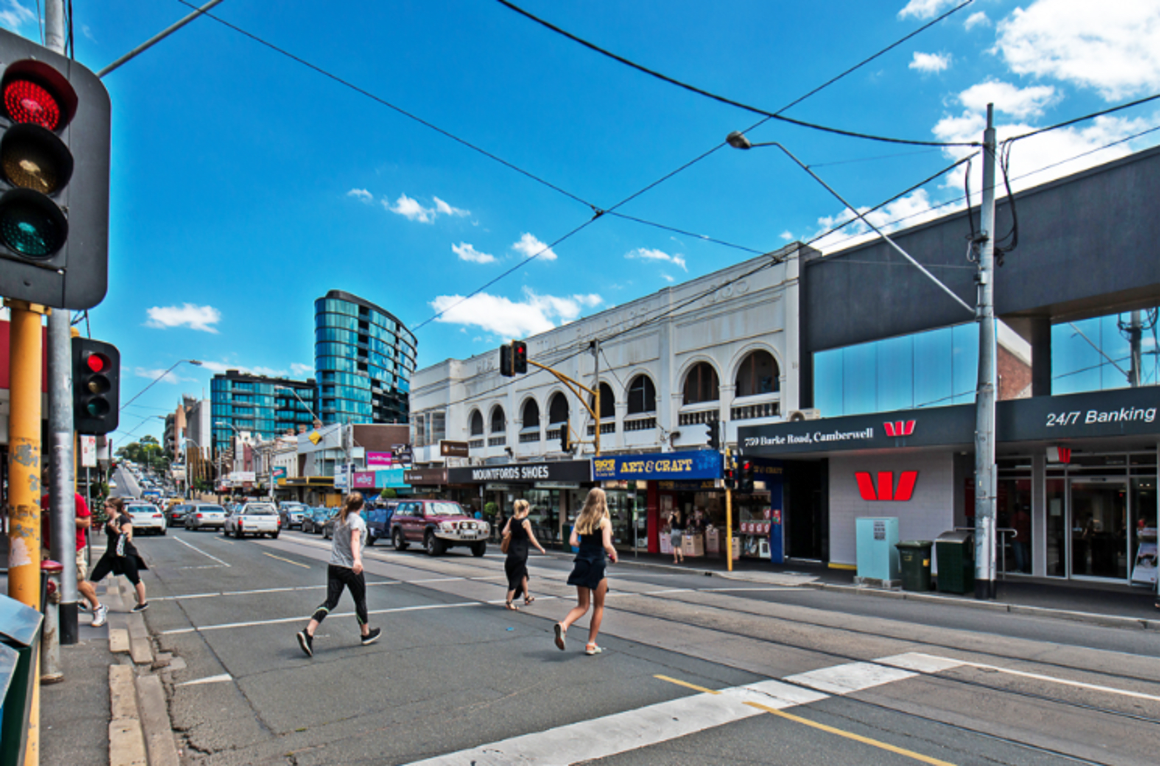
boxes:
[936,530,975,594]
[896,541,933,591]
[0,594,44,766]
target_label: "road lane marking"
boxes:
[262,552,311,569]
[744,701,955,766]
[654,675,719,694]
[160,601,482,634]
[172,535,232,566]
[411,678,826,766]
[784,662,918,695]
[176,673,232,687]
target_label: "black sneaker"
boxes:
[360,627,381,646]
[131,602,149,613]
[296,630,314,657]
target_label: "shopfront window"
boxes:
[1131,476,1157,587]
[605,488,646,551]
[523,488,560,545]
[996,476,1032,575]
[1046,475,1067,577]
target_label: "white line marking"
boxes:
[172,535,231,567]
[153,580,400,602]
[176,564,227,571]
[409,678,826,766]
[700,587,798,593]
[876,652,966,674]
[160,601,482,634]
[784,662,917,695]
[176,673,232,687]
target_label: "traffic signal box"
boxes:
[500,343,513,377]
[512,340,527,374]
[72,337,119,434]
[560,420,571,452]
[738,460,755,493]
[0,27,110,309]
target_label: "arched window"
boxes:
[469,410,484,436]
[735,350,779,396]
[548,392,569,424]
[490,406,505,433]
[627,375,656,414]
[588,382,615,419]
[521,399,540,430]
[682,362,719,405]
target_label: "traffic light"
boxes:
[707,420,721,451]
[512,340,528,374]
[724,465,736,490]
[738,460,755,493]
[499,343,513,377]
[560,420,571,452]
[72,337,119,434]
[0,28,110,309]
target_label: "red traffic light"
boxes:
[86,352,109,373]
[3,79,61,130]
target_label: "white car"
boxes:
[184,504,227,531]
[224,502,281,539]
[125,503,167,536]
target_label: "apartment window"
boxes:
[683,362,719,405]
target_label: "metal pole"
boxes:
[725,437,734,573]
[6,300,46,766]
[1128,310,1143,387]
[97,0,226,78]
[974,104,998,600]
[592,339,601,456]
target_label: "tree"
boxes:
[379,488,397,499]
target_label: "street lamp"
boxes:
[120,359,204,413]
[727,118,1000,599]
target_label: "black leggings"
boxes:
[89,553,140,586]
[312,565,368,626]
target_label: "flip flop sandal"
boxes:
[585,644,604,656]
[505,601,519,611]
[554,623,566,651]
[524,596,536,605]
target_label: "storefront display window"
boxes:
[1046,475,1066,577]
[996,477,1032,575]
[606,489,647,551]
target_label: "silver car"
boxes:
[184,504,227,531]
[125,503,167,536]
[224,502,281,539]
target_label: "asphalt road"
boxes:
[128,525,1160,765]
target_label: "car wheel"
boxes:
[160,527,167,536]
[393,528,408,551]
[235,527,244,540]
[471,541,486,557]
[271,531,279,539]
[425,532,443,556]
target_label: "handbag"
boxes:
[500,532,511,554]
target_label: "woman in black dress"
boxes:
[503,499,546,610]
[554,488,618,655]
[669,509,685,564]
[87,497,149,624]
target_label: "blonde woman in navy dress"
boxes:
[553,488,618,655]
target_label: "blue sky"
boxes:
[2,0,1157,444]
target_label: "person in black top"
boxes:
[88,497,149,625]
[554,488,619,656]
[668,509,686,564]
[502,499,547,610]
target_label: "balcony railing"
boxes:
[488,435,507,447]
[678,409,720,426]
[586,421,617,436]
[623,417,656,432]
[731,400,780,421]
[468,438,484,449]
[519,431,541,443]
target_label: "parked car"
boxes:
[365,501,398,546]
[391,499,488,556]
[301,507,334,535]
[223,502,281,539]
[167,503,195,527]
[278,502,309,530]
[125,502,167,536]
[184,504,227,531]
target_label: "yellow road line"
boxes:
[262,552,310,569]
[745,702,955,766]
[654,675,720,695]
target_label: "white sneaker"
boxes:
[92,604,108,628]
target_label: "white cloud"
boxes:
[779,231,794,241]
[386,193,435,223]
[624,247,687,271]
[452,242,496,264]
[145,304,221,333]
[661,274,675,283]
[0,1,34,30]
[512,233,558,261]
[964,11,989,30]
[995,0,1160,100]
[290,363,313,376]
[957,80,1056,119]
[347,188,373,203]
[898,0,957,20]
[199,360,291,378]
[909,52,951,74]
[81,24,96,41]
[430,288,601,337]
[134,367,196,385]
[434,197,470,218]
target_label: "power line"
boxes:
[495,0,979,148]
[1005,93,1160,145]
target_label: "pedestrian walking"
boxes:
[503,499,546,610]
[40,490,101,614]
[553,488,618,656]
[87,497,149,626]
[669,508,686,564]
[296,493,380,657]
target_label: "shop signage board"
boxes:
[272,467,287,480]
[352,471,376,489]
[367,451,394,468]
[448,460,591,484]
[373,467,408,489]
[404,468,448,485]
[593,450,722,481]
[996,387,1160,441]
[440,441,469,457]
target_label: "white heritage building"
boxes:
[409,244,809,466]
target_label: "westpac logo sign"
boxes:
[883,420,916,437]
[855,471,919,501]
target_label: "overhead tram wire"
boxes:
[495,0,980,148]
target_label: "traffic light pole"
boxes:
[525,360,601,456]
[724,442,734,573]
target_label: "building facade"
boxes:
[210,370,317,460]
[314,290,417,426]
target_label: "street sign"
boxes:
[440,441,468,457]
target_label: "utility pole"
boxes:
[724,433,734,573]
[1127,310,1143,387]
[591,339,601,456]
[974,104,998,600]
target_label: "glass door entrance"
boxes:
[1069,479,1128,580]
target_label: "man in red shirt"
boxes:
[41,492,101,615]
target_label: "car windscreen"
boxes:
[127,506,154,514]
[244,505,276,515]
[198,506,225,513]
[427,502,466,517]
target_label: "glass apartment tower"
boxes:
[210,371,317,456]
[314,290,417,425]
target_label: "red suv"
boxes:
[391,499,489,557]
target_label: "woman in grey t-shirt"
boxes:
[296,494,380,657]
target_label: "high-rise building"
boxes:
[210,370,317,458]
[314,290,416,425]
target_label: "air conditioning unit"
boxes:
[787,409,821,422]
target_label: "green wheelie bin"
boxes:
[895,540,933,591]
